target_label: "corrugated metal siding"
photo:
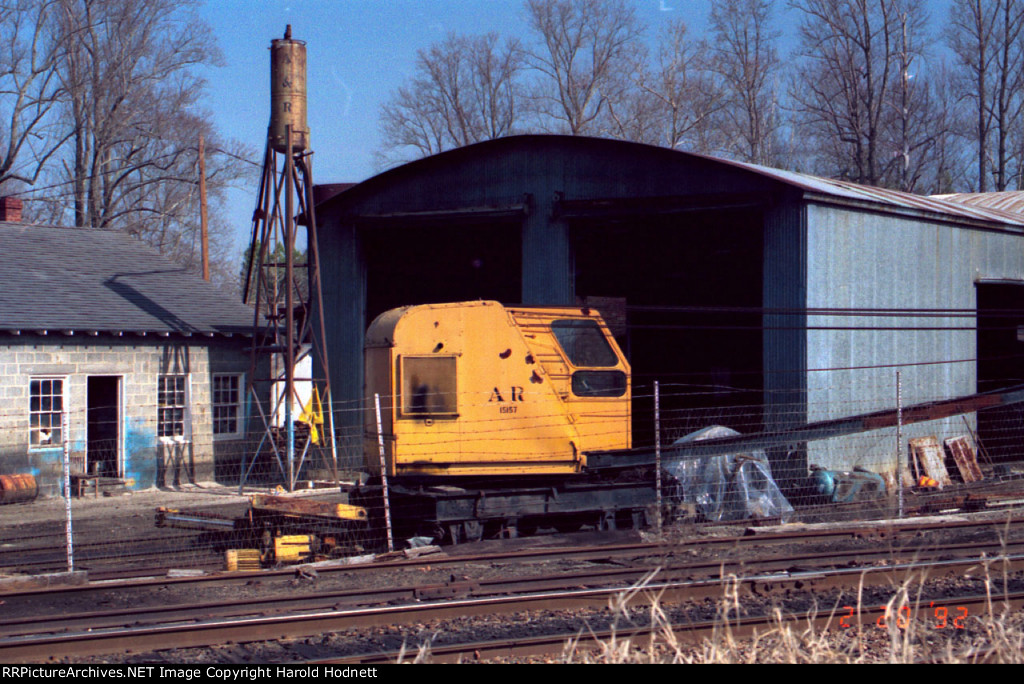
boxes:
[761,194,809,484]
[522,209,573,305]
[762,192,807,430]
[326,138,786,219]
[803,201,1024,471]
[316,215,366,465]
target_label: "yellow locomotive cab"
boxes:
[364,301,632,478]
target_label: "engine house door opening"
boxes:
[573,208,764,449]
[976,282,1024,463]
[87,375,121,477]
[361,220,522,325]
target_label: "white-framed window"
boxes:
[158,374,190,440]
[29,377,64,447]
[212,373,244,438]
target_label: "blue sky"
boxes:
[196,0,953,254]
[198,0,717,182]
[196,0,718,252]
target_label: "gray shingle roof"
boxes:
[0,222,256,337]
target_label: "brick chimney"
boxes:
[0,197,22,223]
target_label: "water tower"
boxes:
[241,26,336,491]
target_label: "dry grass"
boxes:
[400,515,1024,664]
[563,566,1024,664]
[559,515,1024,664]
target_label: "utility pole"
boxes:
[198,134,210,282]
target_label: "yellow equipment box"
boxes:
[225,548,261,572]
[273,534,315,563]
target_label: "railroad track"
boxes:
[0,530,226,577]
[2,511,1023,662]
[3,539,1024,662]
[5,509,1023,586]
[3,501,1023,579]
[327,590,1024,664]
[7,534,1024,639]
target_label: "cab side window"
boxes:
[400,356,457,416]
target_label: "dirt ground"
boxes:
[0,482,263,526]
[0,483,285,578]
[3,476,1024,587]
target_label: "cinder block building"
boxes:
[0,198,260,495]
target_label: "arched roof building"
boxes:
[317,135,1024,485]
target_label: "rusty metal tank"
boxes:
[0,473,38,504]
[269,25,309,153]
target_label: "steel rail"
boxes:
[5,536,1023,639]
[328,591,1024,664]
[5,511,1023,601]
[3,549,1023,663]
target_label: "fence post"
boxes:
[374,393,394,553]
[896,370,903,519]
[62,411,73,572]
[654,381,662,537]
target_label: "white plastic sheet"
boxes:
[666,425,794,523]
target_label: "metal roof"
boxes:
[326,135,1024,231]
[705,154,1024,229]
[0,222,256,338]
[932,190,1024,217]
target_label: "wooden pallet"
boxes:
[944,436,984,483]
[909,437,953,487]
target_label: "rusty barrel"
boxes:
[0,473,38,504]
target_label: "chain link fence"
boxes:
[2,372,1024,578]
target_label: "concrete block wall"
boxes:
[0,334,255,496]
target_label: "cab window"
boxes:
[550,320,618,367]
[400,356,457,417]
[571,370,627,397]
[551,320,626,398]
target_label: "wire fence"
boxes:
[2,372,1024,577]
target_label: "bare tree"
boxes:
[947,0,1024,191]
[524,0,643,135]
[0,0,68,191]
[54,0,223,230]
[376,32,525,166]
[709,0,784,165]
[597,53,663,146]
[984,1,1024,190]
[879,12,954,193]
[42,0,253,289]
[598,20,721,153]
[791,0,934,188]
[923,62,971,194]
[627,20,723,153]
[948,0,999,191]
[0,0,257,291]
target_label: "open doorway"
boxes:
[87,376,121,477]
[573,208,765,448]
[361,220,522,324]
[976,283,1024,463]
